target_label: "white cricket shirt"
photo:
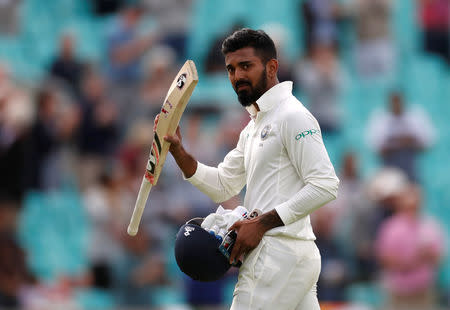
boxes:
[187,81,339,240]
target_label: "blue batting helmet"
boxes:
[174,218,239,282]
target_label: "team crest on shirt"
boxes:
[260,124,271,140]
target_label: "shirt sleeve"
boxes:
[184,128,247,203]
[275,107,340,225]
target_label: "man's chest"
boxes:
[243,120,285,174]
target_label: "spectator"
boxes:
[105,3,158,84]
[322,152,376,282]
[0,0,21,35]
[0,234,35,308]
[48,32,85,96]
[82,169,126,291]
[294,42,344,133]
[0,64,33,203]
[366,91,436,181]
[375,184,445,310]
[92,0,124,15]
[366,167,410,225]
[26,87,80,190]
[105,3,159,131]
[113,230,167,307]
[349,0,395,77]
[77,68,119,157]
[302,0,340,49]
[311,205,350,302]
[418,0,450,64]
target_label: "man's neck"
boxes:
[267,79,279,90]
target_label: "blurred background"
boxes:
[0,0,449,309]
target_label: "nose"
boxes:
[234,67,246,81]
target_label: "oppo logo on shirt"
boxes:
[295,129,320,140]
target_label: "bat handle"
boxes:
[127,176,153,236]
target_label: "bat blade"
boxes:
[127,60,198,236]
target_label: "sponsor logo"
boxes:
[295,129,320,140]
[260,124,271,140]
[177,73,187,89]
[184,226,195,236]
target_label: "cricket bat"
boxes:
[127,60,198,236]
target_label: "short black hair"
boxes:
[221,28,277,63]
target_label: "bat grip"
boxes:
[127,176,152,236]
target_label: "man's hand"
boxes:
[164,126,183,155]
[155,113,183,155]
[228,218,265,264]
[228,209,284,264]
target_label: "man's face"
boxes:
[225,47,268,107]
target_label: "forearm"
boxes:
[275,182,338,225]
[187,162,244,203]
[170,145,197,178]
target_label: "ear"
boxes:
[266,59,278,79]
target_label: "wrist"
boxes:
[256,209,284,233]
[171,144,185,158]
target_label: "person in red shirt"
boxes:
[418,0,450,64]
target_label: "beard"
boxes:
[234,68,267,107]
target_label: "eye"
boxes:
[242,64,249,70]
[227,67,234,74]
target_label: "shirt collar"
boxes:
[245,81,293,118]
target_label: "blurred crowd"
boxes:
[0,0,449,309]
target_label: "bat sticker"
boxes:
[147,133,162,176]
[176,73,187,89]
[161,100,174,118]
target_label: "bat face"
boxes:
[144,61,198,185]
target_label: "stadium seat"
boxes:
[75,288,117,309]
[346,282,385,308]
[18,190,90,281]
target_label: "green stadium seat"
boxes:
[346,282,385,308]
[75,288,117,309]
[18,190,90,281]
[392,0,420,54]
[151,286,187,307]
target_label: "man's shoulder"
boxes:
[276,96,317,126]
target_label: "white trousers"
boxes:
[230,236,321,310]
